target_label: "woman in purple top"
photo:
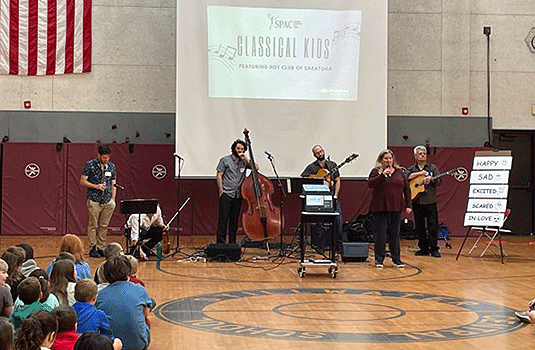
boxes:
[368,149,412,268]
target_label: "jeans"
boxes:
[216,193,243,244]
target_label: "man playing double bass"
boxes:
[405,145,442,258]
[301,145,343,252]
[215,139,253,244]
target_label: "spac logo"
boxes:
[268,13,302,30]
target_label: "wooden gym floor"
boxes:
[2,234,535,350]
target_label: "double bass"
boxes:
[241,128,282,241]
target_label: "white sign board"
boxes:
[472,156,513,170]
[470,171,510,184]
[468,185,509,198]
[467,199,507,213]
[464,212,505,227]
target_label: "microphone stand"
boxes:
[265,152,287,257]
[168,154,191,259]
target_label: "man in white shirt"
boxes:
[127,205,168,259]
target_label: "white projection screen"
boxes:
[176,0,387,178]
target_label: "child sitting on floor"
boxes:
[9,276,53,330]
[71,278,114,340]
[15,309,58,350]
[50,260,77,306]
[0,258,14,317]
[50,305,82,350]
[94,243,124,290]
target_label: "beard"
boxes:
[316,155,325,161]
[232,149,243,158]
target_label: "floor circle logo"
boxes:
[154,288,525,342]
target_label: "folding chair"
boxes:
[467,209,511,258]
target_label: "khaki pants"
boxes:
[87,199,116,250]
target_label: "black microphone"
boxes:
[264,151,273,159]
[113,183,125,190]
[173,153,183,160]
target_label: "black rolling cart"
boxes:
[297,184,339,278]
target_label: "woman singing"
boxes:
[368,149,412,268]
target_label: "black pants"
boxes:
[413,202,439,253]
[373,211,402,264]
[139,226,164,251]
[216,193,242,244]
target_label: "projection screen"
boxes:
[176,0,387,178]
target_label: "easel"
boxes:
[456,150,511,264]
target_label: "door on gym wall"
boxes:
[492,131,534,235]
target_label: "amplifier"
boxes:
[205,243,242,262]
[341,242,369,262]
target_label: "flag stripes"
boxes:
[0,0,91,76]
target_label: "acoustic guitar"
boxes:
[409,168,460,200]
[309,153,358,187]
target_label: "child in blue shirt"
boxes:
[71,278,114,340]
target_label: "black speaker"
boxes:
[205,243,242,262]
[341,242,369,262]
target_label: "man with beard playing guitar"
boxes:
[301,145,343,253]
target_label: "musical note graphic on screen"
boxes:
[332,23,360,45]
[208,44,237,73]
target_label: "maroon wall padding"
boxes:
[2,143,66,235]
[1,144,481,236]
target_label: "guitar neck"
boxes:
[431,169,455,181]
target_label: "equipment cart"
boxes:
[298,211,339,278]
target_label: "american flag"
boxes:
[0,0,91,75]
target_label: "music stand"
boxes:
[120,199,158,254]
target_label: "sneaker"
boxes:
[89,246,101,258]
[375,262,383,268]
[430,251,441,258]
[515,310,531,323]
[393,262,405,268]
[414,250,429,256]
